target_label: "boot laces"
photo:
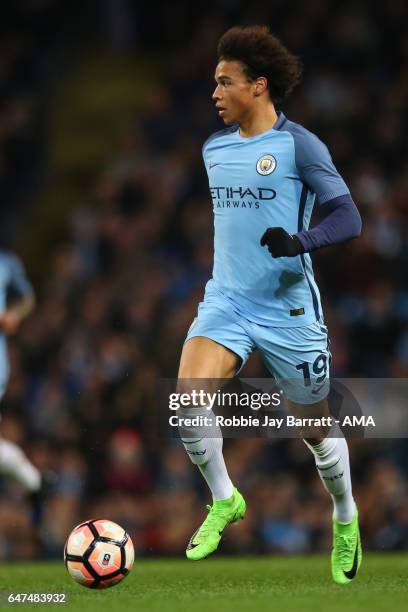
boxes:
[337,533,355,565]
[196,504,227,538]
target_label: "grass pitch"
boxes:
[2,555,407,612]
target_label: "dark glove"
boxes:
[260,227,303,258]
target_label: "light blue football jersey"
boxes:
[202,112,350,327]
[0,252,33,390]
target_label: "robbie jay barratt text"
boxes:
[170,415,375,428]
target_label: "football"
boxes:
[64,519,134,589]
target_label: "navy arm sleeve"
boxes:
[289,124,362,251]
[294,194,362,252]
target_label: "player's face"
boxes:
[212,60,256,125]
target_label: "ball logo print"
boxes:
[102,553,111,566]
[64,519,134,589]
[256,154,276,175]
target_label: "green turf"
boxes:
[1,555,407,612]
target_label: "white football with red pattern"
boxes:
[64,519,134,589]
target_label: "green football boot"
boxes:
[331,507,362,584]
[186,487,246,560]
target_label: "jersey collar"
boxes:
[236,111,287,141]
[273,111,287,131]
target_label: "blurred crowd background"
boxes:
[0,0,407,559]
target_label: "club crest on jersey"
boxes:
[256,154,276,175]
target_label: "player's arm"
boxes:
[0,254,35,335]
[261,131,362,258]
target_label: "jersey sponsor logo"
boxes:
[209,186,276,209]
[256,154,277,175]
[210,187,276,200]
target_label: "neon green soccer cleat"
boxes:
[186,487,246,560]
[331,507,362,584]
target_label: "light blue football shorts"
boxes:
[185,298,331,405]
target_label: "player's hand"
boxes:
[260,227,303,258]
[0,312,21,335]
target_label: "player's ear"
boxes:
[253,77,268,97]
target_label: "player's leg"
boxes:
[0,373,41,494]
[287,396,361,584]
[284,393,355,525]
[0,359,49,526]
[0,435,41,492]
[257,320,361,583]
[178,306,254,560]
[179,335,239,376]
[290,379,361,585]
[178,335,238,502]
[0,432,52,526]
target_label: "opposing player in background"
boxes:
[0,250,42,511]
[178,26,362,584]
